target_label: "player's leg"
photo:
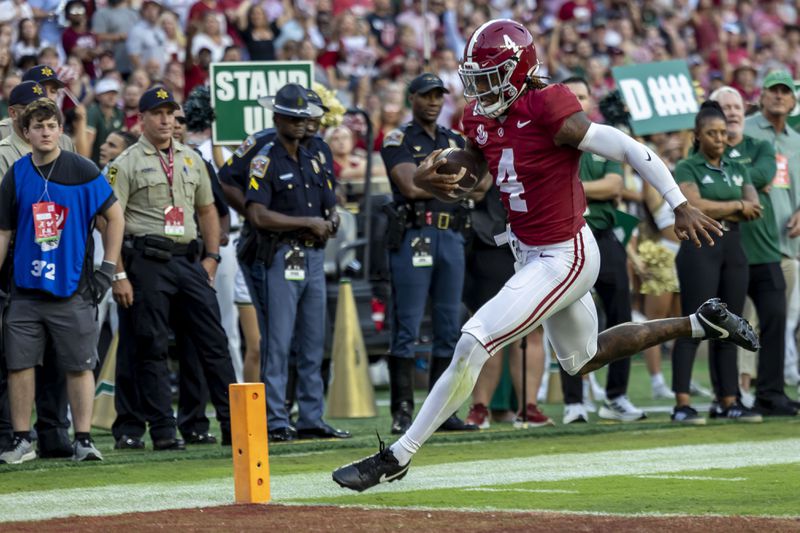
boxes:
[331,226,600,492]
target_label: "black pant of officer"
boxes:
[174,314,213,442]
[673,225,748,398]
[113,243,235,445]
[560,229,632,404]
[0,342,72,456]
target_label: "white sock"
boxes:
[390,334,490,466]
[689,314,705,338]
[651,372,665,387]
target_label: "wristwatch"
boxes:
[204,252,222,263]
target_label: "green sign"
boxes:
[612,60,699,136]
[210,61,314,145]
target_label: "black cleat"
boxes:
[696,298,759,351]
[332,434,410,492]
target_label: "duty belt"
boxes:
[421,210,469,231]
[124,235,195,256]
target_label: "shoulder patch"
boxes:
[234,135,257,158]
[383,129,404,148]
[107,166,118,185]
[250,155,269,179]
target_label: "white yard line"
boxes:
[464,488,580,494]
[2,438,798,523]
[635,475,748,481]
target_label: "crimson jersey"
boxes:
[462,84,586,246]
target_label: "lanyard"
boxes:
[157,145,175,204]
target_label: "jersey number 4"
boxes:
[496,148,527,212]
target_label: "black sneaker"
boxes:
[671,405,706,425]
[391,401,413,435]
[696,298,759,351]
[332,435,410,492]
[715,401,763,423]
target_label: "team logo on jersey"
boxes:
[234,135,256,158]
[476,124,488,145]
[498,127,504,137]
[250,155,269,179]
[729,149,741,158]
[732,174,744,187]
[701,174,714,185]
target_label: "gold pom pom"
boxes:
[638,240,679,295]
[313,82,345,128]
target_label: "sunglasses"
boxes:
[175,116,186,124]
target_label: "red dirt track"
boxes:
[6,504,800,532]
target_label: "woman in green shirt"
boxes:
[671,101,763,424]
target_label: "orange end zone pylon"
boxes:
[230,383,270,504]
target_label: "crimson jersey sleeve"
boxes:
[530,84,583,138]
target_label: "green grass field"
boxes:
[2,357,799,524]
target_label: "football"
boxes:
[434,148,481,199]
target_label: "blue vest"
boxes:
[13,154,112,297]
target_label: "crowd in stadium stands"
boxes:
[1,0,800,462]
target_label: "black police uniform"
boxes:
[381,116,471,432]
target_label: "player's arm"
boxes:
[412,141,490,202]
[555,111,723,247]
[390,162,435,199]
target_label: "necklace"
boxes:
[33,155,58,183]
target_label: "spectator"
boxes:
[396,0,439,52]
[128,68,152,91]
[0,46,14,81]
[672,101,762,425]
[159,10,186,63]
[86,78,124,166]
[12,18,48,64]
[238,2,279,60]
[98,130,139,174]
[0,0,33,24]
[27,0,61,47]
[327,125,365,181]
[162,61,186,104]
[126,0,167,73]
[64,55,94,106]
[121,83,143,134]
[366,0,397,53]
[92,0,140,77]
[184,46,211,96]
[191,10,233,63]
[61,0,98,79]
[0,97,124,465]
[0,72,21,119]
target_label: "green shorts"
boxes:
[4,295,98,372]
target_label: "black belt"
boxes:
[279,237,324,250]
[124,235,195,256]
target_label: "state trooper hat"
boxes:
[408,73,449,95]
[305,89,329,113]
[139,86,181,112]
[258,83,323,118]
[9,81,46,106]
[23,65,65,88]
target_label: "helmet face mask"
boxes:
[459,19,540,118]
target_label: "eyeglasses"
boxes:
[175,116,186,124]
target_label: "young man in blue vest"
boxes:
[0,99,125,464]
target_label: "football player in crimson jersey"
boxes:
[332,19,759,492]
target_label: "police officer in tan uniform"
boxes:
[0,66,76,153]
[109,86,235,450]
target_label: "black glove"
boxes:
[92,260,116,300]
